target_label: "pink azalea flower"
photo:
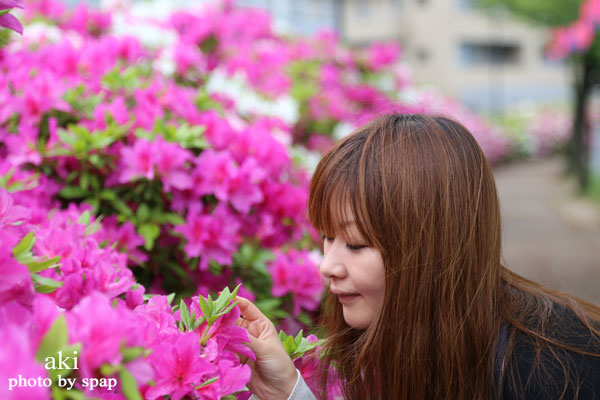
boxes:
[0,1,24,35]
[227,157,266,213]
[145,332,215,400]
[154,137,193,192]
[0,240,33,308]
[268,250,324,315]
[0,11,23,35]
[174,203,241,270]
[119,137,192,191]
[131,82,165,130]
[86,96,130,132]
[126,284,145,309]
[133,295,179,339]
[0,325,49,400]
[94,215,148,265]
[194,111,237,150]
[365,42,401,72]
[23,0,65,21]
[193,150,237,200]
[194,151,265,213]
[61,3,112,37]
[0,187,30,234]
[216,358,251,397]
[119,138,156,182]
[190,301,255,362]
[66,292,148,379]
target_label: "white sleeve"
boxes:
[248,369,318,400]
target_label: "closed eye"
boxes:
[322,234,367,251]
[346,243,367,251]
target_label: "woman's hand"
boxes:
[236,296,298,400]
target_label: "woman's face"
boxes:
[320,219,386,329]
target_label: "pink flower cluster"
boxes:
[547,0,600,59]
[268,250,324,316]
[0,187,253,400]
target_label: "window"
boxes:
[459,41,521,65]
[416,47,430,63]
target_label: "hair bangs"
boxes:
[311,144,373,243]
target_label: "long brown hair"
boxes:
[307,113,600,399]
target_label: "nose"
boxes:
[319,239,348,280]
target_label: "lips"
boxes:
[330,288,360,303]
[337,293,359,303]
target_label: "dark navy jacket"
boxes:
[497,307,600,399]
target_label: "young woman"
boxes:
[236,113,600,400]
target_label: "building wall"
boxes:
[341,0,571,112]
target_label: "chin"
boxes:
[343,313,370,329]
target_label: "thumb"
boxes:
[236,296,268,324]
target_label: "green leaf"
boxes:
[138,223,160,250]
[179,300,192,331]
[31,273,64,293]
[215,301,238,318]
[26,256,61,273]
[121,346,145,363]
[193,317,205,329]
[213,286,231,313]
[77,210,92,226]
[100,363,119,376]
[119,367,143,400]
[63,388,86,400]
[99,190,117,201]
[47,344,81,379]
[197,376,218,388]
[294,329,304,345]
[110,197,134,217]
[255,298,282,312]
[84,198,100,214]
[136,203,150,223]
[282,335,297,355]
[296,312,313,327]
[293,338,319,358]
[198,296,210,318]
[59,185,90,199]
[157,212,185,225]
[36,315,68,362]
[207,294,214,315]
[12,232,35,257]
[166,293,176,305]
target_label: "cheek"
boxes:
[356,253,386,300]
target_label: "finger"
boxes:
[235,316,250,331]
[238,353,249,365]
[235,296,268,323]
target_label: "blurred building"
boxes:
[238,0,572,113]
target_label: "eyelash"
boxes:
[321,234,367,251]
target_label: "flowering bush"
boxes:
[547,0,600,59]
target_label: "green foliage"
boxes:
[0,28,12,47]
[12,231,63,292]
[474,0,583,27]
[135,119,209,150]
[278,329,320,360]
[172,284,242,344]
[119,367,144,400]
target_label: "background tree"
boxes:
[477,0,597,192]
